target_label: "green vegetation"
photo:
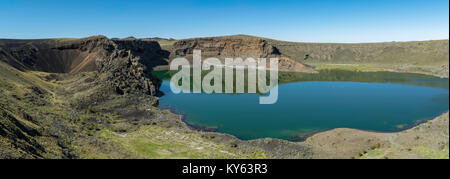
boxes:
[357,112,450,159]
[410,146,449,159]
[313,64,388,72]
[0,61,269,159]
[359,146,449,159]
[96,126,267,159]
[358,148,387,159]
[265,37,449,77]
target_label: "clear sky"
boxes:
[0,0,448,42]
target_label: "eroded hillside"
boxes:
[166,37,316,73]
[1,35,448,159]
[157,35,449,77]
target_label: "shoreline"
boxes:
[154,66,448,144]
[309,63,449,78]
[154,98,449,158]
[156,91,449,143]
[160,105,219,132]
[151,63,449,158]
[154,63,450,79]
[298,111,449,140]
[160,101,449,143]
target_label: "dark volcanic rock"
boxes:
[96,38,169,95]
[96,49,158,95]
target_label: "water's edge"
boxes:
[154,69,449,142]
[159,104,449,142]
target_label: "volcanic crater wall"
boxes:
[0,36,169,95]
[170,37,316,72]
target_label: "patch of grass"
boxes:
[358,148,387,159]
[314,64,388,72]
[98,126,268,159]
[411,146,449,159]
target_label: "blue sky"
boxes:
[0,0,448,42]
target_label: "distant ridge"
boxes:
[155,34,449,77]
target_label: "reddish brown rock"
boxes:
[170,37,316,73]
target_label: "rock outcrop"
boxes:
[96,49,158,95]
[0,36,169,95]
[170,37,316,72]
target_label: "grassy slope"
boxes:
[97,126,267,159]
[0,61,268,159]
[269,39,449,76]
[304,112,449,159]
[360,112,449,159]
[0,61,72,158]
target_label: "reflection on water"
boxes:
[278,70,449,89]
[153,69,449,92]
[153,69,449,141]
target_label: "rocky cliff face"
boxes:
[0,36,110,73]
[173,38,280,57]
[95,37,169,95]
[96,48,159,95]
[0,36,169,95]
[170,37,316,72]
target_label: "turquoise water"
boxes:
[154,70,449,141]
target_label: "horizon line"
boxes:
[1,34,449,44]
